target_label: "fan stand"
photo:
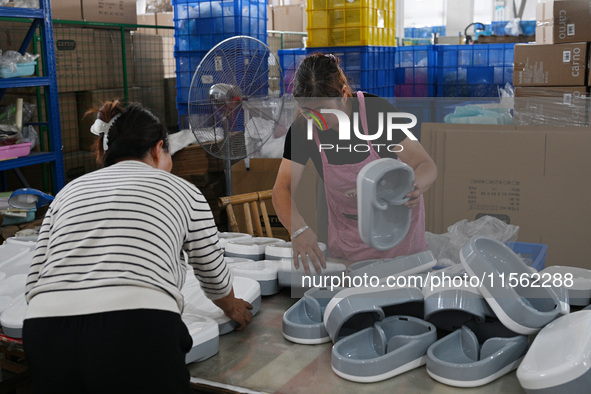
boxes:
[222,118,233,197]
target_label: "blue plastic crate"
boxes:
[436,83,503,98]
[436,44,514,68]
[174,50,208,104]
[305,46,396,95]
[405,27,416,38]
[491,21,507,36]
[505,241,547,271]
[173,0,267,52]
[520,20,536,36]
[278,48,306,93]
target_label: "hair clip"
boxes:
[324,54,337,61]
[90,113,121,152]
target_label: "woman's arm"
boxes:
[396,137,438,208]
[273,158,326,274]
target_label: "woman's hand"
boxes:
[292,227,326,275]
[222,298,253,331]
[212,289,253,330]
[405,183,422,209]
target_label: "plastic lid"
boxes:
[0,274,27,298]
[0,244,29,269]
[225,237,285,256]
[224,257,255,267]
[265,242,327,259]
[181,306,219,342]
[231,260,279,282]
[218,232,252,249]
[0,304,27,329]
[517,310,591,390]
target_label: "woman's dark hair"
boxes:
[86,100,169,167]
[292,53,353,98]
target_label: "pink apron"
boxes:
[313,91,428,261]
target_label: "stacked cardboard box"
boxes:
[52,0,137,25]
[422,123,591,269]
[513,0,591,126]
[422,123,591,268]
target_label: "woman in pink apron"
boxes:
[272,53,437,274]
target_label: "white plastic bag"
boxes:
[426,216,519,265]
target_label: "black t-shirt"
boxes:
[282,94,408,179]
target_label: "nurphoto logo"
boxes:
[303,107,419,153]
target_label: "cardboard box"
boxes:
[514,42,590,87]
[536,0,591,44]
[273,5,307,32]
[171,144,224,176]
[514,86,589,127]
[164,77,179,131]
[422,123,591,268]
[77,87,141,151]
[132,34,165,87]
[53,26,97,93]
[137,13,157,35]
[51,0,83,21]
[156,12,174,35]
[93,29,133,89]
[138,83,166,124]
[64,150,98,183]
[82,0,137,25]
[58,93,80,153]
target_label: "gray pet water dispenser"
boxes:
[517,310,591,393]
[331,315,437,383]
[348,250,436,283]
[426,319,529,387]
[357,158,415,251]
[460,236,561,335]
[323,286,424,343]
[282,287,343,344]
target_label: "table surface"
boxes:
[187,288,526,394]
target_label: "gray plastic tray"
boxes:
[282,287,342,344]
[357,158,415,251]
[332,315,437,383]
[461,236,561,335]
[324,286,424,343]
[426,320,528,387]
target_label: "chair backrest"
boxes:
[218,190,274,237]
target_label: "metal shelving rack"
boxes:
[0,0,65,192]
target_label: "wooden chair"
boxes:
[218,190,274,237]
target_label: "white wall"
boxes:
[404,0,446,27]
[403,0,538,33]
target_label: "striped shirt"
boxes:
[25,160,232,319]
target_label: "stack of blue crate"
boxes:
[305,46,397,97]
[277,48,307,94]
[173,0,267,120]
[394,45,437,97]
[435,43,515,97]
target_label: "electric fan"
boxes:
[188,36,285,195]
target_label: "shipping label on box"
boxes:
[54,27,97,93]
[82,0,137,26]
[536,0,591,45]
[514,42,590,87]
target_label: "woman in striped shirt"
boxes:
[23,100,252,393]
